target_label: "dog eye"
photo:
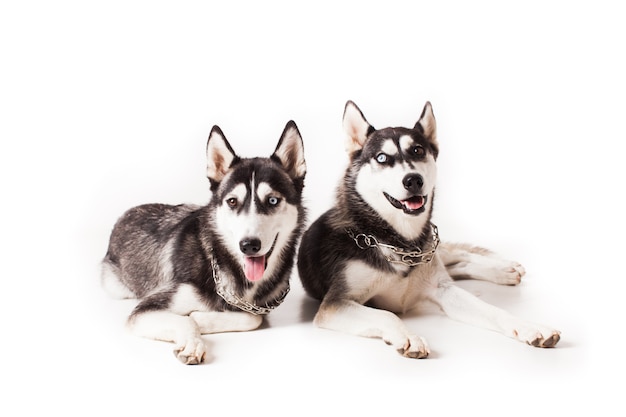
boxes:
[376,153,388,164]
[267,196,281,206]
[411,146,425,157]
[226,198,238,208]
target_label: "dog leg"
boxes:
[190,311,263,334]
[439,243,525,285]
[128,310,208,364]
[431,282,560,347]
[315,299,430,358]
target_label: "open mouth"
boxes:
[383,192,427,215]
[243,234,278,282]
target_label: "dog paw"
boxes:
[527,331,561,348]
[511,326,561,348]
[388,335,430,359]
[402,335,430,358]
[501,263,524,285]
[173,337,207,365]
[487,258,525,285]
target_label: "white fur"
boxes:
[417,102,437,144]
[128,307,262,365]
[343,260,427,313]
[343,101,371,153]
[157,238,176,286]
[206,128,236,181]
[101,262,135,299]
[214,178,299,282]
[169,284,209,315]
[273,125,306,178]
[399,135,414,152]
[355,153,437,240]
[311,101,560,357]
[105,120,306,365]
[127,284,263,364]
[317,251,560,356]
[380,139,398,156]
[145,173,297,363]
[439,246,525,285]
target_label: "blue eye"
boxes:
[376,153,388,164]
[267,196,280,206]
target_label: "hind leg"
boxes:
[439,242,525,285]
[100,261,136,299]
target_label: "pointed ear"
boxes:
[206,125,238,184]
[343,100,374,154]
[415,101,437,146]
[272,120,306,180]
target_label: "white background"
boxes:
[1,1,624,415]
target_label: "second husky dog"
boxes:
[102,121,306,364]
[297,101,560,358]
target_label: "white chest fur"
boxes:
[343,255,446,314]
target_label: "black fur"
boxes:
[298,104,437,304]
[102,124,307,322]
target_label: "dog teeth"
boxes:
[383,192,426,213]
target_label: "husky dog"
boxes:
[297,101,560,358]
[102,121,306,364]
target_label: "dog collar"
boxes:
[346,223,440,267]
[210,253,290,315]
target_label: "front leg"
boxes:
[128,310,208,364]
[431,282,560,347]
[190,311,263,334]
[314,299,430,358]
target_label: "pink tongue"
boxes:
[244,256,266,282]
[403,196,424,210]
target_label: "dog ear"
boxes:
[343,101,374,154]
[415,101,437,146]
[206,125,238,184]
[272,120,306,180]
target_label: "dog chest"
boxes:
[344,259,433,314]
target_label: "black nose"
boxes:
[239,238,261,255]
[402,174,424,194]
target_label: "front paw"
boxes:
[526,331,561,348]
[384,334,430,359]
[173,337,207,364]
[512,325,561,348]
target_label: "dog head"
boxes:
[206,121,306,282]
[343,101,438,238]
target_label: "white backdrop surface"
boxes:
[1,1,623,415]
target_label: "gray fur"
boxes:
[102,121,307,364]
[298,101,560,358]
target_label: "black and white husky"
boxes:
[297,101,560,358]
[102,121,306,364]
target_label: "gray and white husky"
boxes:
[102,121,306,364]
[297,101,560,358]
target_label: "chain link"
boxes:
[346,223,440,267]
[211,253,289,315]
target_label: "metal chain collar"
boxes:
[211,254,290,315]
[346,223,440,267]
